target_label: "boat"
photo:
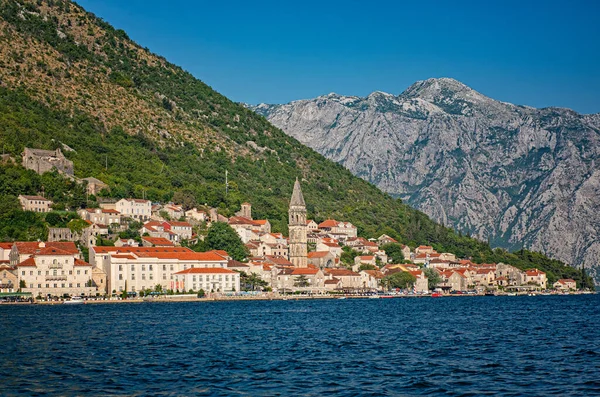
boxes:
[507,293,517,296]
[338,297,347,300]
[368,295,380,299]
[431,293,442,298]
[64,296,84,304]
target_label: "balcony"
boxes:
[46,275,67,281]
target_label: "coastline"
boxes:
[2,290,594,306]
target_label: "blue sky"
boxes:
[76,0,600,114]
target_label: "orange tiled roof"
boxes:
[318,219,339,228]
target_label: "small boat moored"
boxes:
[63,296,84,304]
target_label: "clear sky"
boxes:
[76,0,600,114]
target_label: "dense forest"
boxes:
[0,0,593,287]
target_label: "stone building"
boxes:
[81,177,109,196]
[18,195,53,213]
[22,147,74,176]
[288,178,307,268]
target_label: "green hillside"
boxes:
[0,0,593,287]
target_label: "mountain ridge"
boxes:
[251,78,600,283]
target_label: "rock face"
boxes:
[252,78,600,282]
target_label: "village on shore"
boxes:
[0,148,593,303]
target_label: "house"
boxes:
[473,269,496,288]
[22,147,73,176]
[523,269,547,289]
[226,260,251,273]
[229,216,264,243]
[173,268,240,293]
[81,177,109,196]
[377,234,398,245]
[415,245,434,255]
[0,242,13,261]
[275,267,325,293]
[553,279,576,291]
[354,255,377,268]
[114,238,140,247]
[162,204,185,220]
[408,270,429,293]
[116,198,152,221]
[360,270,384,290]
[0,264,17,292]
[167,221,193,240]
[15,248,96,297]
[317,219,357,238]
[307,251,336,268]
[324,268,362,290]
[185,208,208,223]
[18,195,53,213]
[78,208,122,226]
[306,220,319,231]
[316,241,342,257]
[495,263,524,286]
[141,221,192,243]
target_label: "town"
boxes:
[0,148,588,302]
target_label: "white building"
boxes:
[89,246,228,294]
[173,268,240,293]
[116,198,152,221]
[18,195,53,212]
[15,248,96,297]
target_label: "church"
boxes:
[288,178,308,268]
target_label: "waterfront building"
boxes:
[89,246,227,294]
[173,267,240,293]
[288,178,308,268]
[15,247,96,297]
[116,198,152,221]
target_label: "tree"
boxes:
[204,222,248,261]
[341,246,359,265]
[172,189,197,211]
[197,289,205,298]
[294,275,310,288]
[381,243,405,264]
[384,271,416,290]
[67,218,89,235]
[239,271,267,291]
[359,264,377,271]
[424,268,442,290]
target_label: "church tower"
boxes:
[289,178,308,268]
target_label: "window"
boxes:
[163,265,166,271]
[69,283,73,288]
[30,271,33,276]
[37,271,41,275]
[21,271,24,276]
[29,283,33,288]
[85,270,88,275]
[132,274,136,280]
[61,283,65,288]
[142,274,146,280]
[45,284,49,288]
[77,270,80,275]
[53,283,57,288]
[131,265,135,272]
[170,265,174,271]
[149,274,153,280]
[163,274,166,280]
[142,265,146,271]
[119,274,123,280]
[38,284,41,288]
[46,270,49,275]
[193,276,196,282]
[193,284,197,290]
[77,283,80,288]
[119,265,123,271]
[149,265,153,271]
[69,270,72,275]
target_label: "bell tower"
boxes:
[288,178,307,268]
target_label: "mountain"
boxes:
[0,0,591,286]
[252,78,600,283]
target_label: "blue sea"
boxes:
[1,295,599,396]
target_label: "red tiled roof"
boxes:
[92,246,189,254]
[17,257,36,267]
[308,251,330,259]
[324,278,340,285]
[142,237,175,246]
[254,220,269,225]
[168,221,192,227]
[174,268,237,275]
[318,219,339,228]
[0,242,13,249]
[74,259,92,267]
[208,250,230,258]
[557,278,575,284]
[525,269,545,276]
[325,269,359,277]
[229,216,260,226]
[291,268,319,275]
[14,242,79,255]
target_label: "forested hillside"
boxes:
[0,0,592,286]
